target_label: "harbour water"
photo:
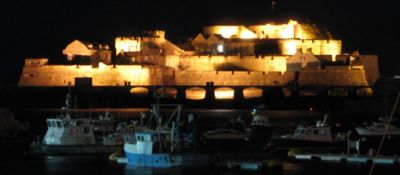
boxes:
[2,108,399,175]
[2,154,399,175]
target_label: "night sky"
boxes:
[2,0,399,85]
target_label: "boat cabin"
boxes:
[44,118,96,145]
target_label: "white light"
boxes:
[217,44,224,53]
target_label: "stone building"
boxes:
[19,20,379,99]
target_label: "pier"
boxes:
[293,153,400,165]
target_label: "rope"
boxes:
[368,91,400,175]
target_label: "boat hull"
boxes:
[30,143,122,155]
[355,128,400,136]
[125,152,182,167]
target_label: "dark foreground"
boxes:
[1,108,400,175]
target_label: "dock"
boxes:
[293,153,400,165]
[223,161,267,171]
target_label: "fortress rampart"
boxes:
[18,62,371,87]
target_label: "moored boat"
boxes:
[30,91,131,155]
[267,114,348,149]
[355,122,400,136]
[124,104,208,167]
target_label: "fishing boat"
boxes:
[201,108,272,144]
[30,91,132,155]
[123,104,208,167]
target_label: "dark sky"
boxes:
[2,0,399,85]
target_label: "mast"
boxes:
[271,0,277,17]
[65,85,72,119]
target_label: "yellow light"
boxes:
[115,37,141,55]
[239,30,257,39]
[283,40,297,55]
[98,62,107,69]
[130,87,149,96]
[216,27,238,38]
[185,87,206,100]
[279,26,295,38]
[288,20,298,25]
[215,87,234,100]
[332,54,336,62]
[243,87,263,99]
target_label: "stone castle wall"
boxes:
[19,65,161,86]
[19,63,371,87]
[299,68,369,86]
[170,71,296,86]
[167,55,287,72]
[134,55,287,72]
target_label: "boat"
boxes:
[123,104,208,167]
[30,91,131,155]
[355,122,400,136]
[248,109,273,142]
[267,114,348,148]
[201,128,249,145]
[201,109,272,145]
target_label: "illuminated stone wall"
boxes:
[203,26,256,39]
[298,67,370,86]
[19,64,370,87]
[248,20,298,39]
[168,71,296,86]
[115,37,141,55]
[350,55,380,84]
[19,64,159,86]
[167,55,287,72]
[279,39,341,55]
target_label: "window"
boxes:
[306,130,313,135]
[319,129,326,135]
[84,127,89,134]
[47,121,51,127]
[56,121,62,128]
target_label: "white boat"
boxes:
[355,122,400,136]
[269,114,347,148]
[30,117,125,155]
[30,91,131,155]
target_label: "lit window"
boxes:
[217,44,224,53]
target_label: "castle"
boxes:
[18,20,379,100]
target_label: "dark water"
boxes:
[2,108,400,175]
[1,154,399,175]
